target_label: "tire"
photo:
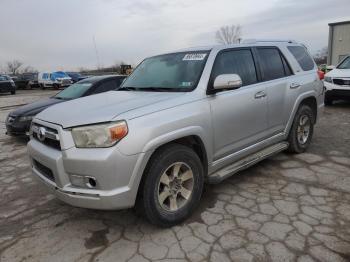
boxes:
[287,105,314,153]
[324,94,333,106]
[40,84,45,90]
[53,84,59,90]
[139,144,204,227]
[11,90,16,95]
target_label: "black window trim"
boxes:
[253,46,294,83]
[207,47,260,95]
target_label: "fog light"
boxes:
[70,175,97,189]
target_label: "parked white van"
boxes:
[38,71,72,89]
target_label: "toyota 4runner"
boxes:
[28,40,324,227]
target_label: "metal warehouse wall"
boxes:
[328,22,350,65]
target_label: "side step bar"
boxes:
[208,142,289,184]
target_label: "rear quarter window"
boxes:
[287,46,315,71]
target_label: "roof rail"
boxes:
[241,39,297,44]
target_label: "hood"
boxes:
[326,68,350,78]
[10,98,63,116]
[36,91,186,128]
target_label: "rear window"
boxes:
[257,48,286,81]
[287,46,315,71]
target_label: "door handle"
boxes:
[254,91,266,99]
[290,82,301,89]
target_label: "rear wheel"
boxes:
[139,144,204,227]
[287,105,314,153]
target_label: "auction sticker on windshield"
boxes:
[183,53,207,61]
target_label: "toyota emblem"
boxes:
[37,127,46,142]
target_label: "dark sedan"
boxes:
[0,75,16,95]
[66,72,88,83]
[6,75,126,136]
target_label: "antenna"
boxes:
[93,35,101,69]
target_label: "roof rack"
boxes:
[241,39,297,44]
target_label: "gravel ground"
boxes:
[0,90,350,262]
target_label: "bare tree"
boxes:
[6,60,23,75]
[21,66,38,74]
[216,25,242,45]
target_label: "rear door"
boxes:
[254,47,294,135]
[209,48,269,161]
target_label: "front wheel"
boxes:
[287,105,314,153]
[11,90,16,95]
[139,144,204,227]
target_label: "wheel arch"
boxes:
[285,92,318,136]
[133,133,209,207]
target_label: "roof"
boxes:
[329,20,350,26]
[80,75,125,84]
[174,39,300,53]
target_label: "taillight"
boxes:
[317,70,325,80]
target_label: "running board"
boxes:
[208,142,289,184]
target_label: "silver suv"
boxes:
[28,40,324,227]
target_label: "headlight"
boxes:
[324,76,332,83]
[71,121,128,148]
[18,115,34,122]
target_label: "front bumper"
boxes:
[27,121,149,210]
[6,119,31,136]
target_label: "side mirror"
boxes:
[213,74,242,91]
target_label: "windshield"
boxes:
[0,75,10,81]
[54,82,92,99]
[51,71,69,80]
[338,56,350,69]
[121,51,209,91]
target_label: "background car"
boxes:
[13,73,39,89]
[0,74,16,95]
[324,55,350,105]
[66,72,88,83]
[6,75,126,135]
[38,71,72,89]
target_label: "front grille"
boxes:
[34,160,55,182]
[31,123,61,150]
[33,132,61,150]
[333,78,350,86]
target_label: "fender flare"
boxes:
[284,91,318,137]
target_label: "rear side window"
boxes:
[287,46,315,71]
[211,49,258,86]
[257,48,286,81]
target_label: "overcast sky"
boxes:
[0,0,349,72]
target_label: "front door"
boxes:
[209,48,269,161]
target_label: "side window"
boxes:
[257,48,286,81]
[287,46,315,71]
[93,80,118,94]
[211,49,258,86]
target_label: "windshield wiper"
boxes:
[118,86,139,91]
[54,97,70,100]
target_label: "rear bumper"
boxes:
[27,137,148,210]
